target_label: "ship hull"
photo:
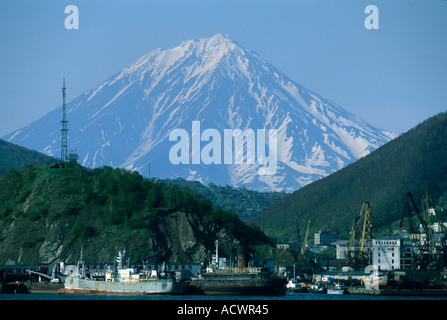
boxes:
[189,277,286,296]
[59,275,188,295]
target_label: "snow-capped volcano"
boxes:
[4,33,395,192]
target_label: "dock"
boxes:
[347,287,447,296]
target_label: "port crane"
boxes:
[422,190,447,235]
[400,191,446,270]
[400,192,429,235]
[347,201,373,267]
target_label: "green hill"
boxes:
[0,163,273,265]
[248,111,447,242]
[0,138,55,175]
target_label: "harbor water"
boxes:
[1,292,446,300]
[2,292,443,319]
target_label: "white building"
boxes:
[334,240,349,260]
[372,237,401,271]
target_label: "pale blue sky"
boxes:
[1,0,446,137]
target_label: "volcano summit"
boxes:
[4,34,394,192]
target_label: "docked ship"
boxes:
[364,269,388,290]
[58,250,188,295]
[189,269,286,296]
[327,282,346,295]
[286,278,307,293]
[285,263,307,293]
[188,241,286,296]
[307,282,327,294]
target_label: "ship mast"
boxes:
[215,240,219,266]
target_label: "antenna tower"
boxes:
[60,78,69,162]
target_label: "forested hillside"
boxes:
[0,163,271,265]
[249,111,447,242]
[166,179,287,221]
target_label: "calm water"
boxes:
[1,292,443,319]
[1,292,446,300]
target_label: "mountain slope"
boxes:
[3,34,394,192]
[0,138,55,175]
[248,111,447,241]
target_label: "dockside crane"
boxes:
[400,191,446,270]
[400,192,430,235]
[422,190,446,268]
[400,192,425,269]
[422,190,447,235]
[347,201,373,268]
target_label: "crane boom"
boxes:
[348,201,373,267]
[406,192,430,235]
[303,219,310,252]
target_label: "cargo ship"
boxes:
[189,271,286,296]
[188,241,286,296]
[58,250,188,295]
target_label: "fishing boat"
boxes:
[308,282,327,294]
[286,278,307,293]
[327,282,345,295]
[286,262,307,293]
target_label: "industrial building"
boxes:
[372,237,401,270]
[314,231,336,246]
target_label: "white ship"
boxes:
[327,283,346,295]
[58,250,188,295]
